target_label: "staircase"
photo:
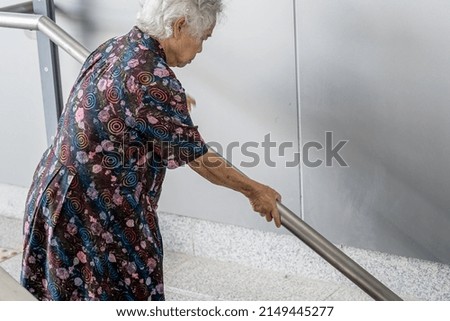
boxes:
[1,183,449,301]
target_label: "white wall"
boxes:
[0,0,47,187]
[297,0,450,264]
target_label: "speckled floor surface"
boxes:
[1,249,371,301]
[2,183,448,301]
[0,212,370,301]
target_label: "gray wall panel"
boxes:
[297,0,450,263]
[0,24,47,187]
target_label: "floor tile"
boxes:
[0,248,20,263]
[0,266,35,301]
[163,251,192,274]
[324,286,372,301]
[164,256,340,301]
[0,254,22,282]
[0,216,23,250]
[165,287,215,301]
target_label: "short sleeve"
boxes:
[126,65,208,169]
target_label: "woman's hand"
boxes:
[186,94,196,112]
[189,151,283,228]
[246,183,282,228]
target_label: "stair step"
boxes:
[0,249,369,301]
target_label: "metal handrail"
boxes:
[278,203,402,300]
[216,150,402,301]
[0,10,403,301]
[0,11,89,63]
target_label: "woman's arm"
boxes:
[188,150,282,228]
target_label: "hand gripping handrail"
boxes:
[214,150,402,301]
[0,10,402,301]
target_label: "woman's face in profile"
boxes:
[168,21,215,68]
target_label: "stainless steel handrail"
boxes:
[0,11,89,63]
[215,150,402,301]
[278,203,402,300]
[0,9,403,301]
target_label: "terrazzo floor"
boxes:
[1,249,371,301]
[0,213,371,301]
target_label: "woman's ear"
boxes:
[172,17,187,39]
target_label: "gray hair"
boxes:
[137,0,223,39]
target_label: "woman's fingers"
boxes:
[186,94,196,112]
[263,209,281,228]
[271,207,281,228]
[249,185,282,228]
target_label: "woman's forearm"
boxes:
[188,151,258,197]
[188,150,282,227]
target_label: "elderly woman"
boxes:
[21,0,281,301]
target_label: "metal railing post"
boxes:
[33,0,63,145]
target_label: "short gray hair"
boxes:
[137,0,223,39]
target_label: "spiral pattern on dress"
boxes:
[149,87,169,103]
[50,212,59,227]
[135,284,150,300]
[98,191,113,209]
[136,88,144,102]
[106,86,121,104]
[79,228,92,244]
[112,68,121,78]
[137,71,154,86]
[44,188,55,206]
[152,124,169,139]
[135,118,147,133]
[124,228,137,244]
[51,248,64,266]
[145,212,157,230]
[107,118,125,135]
[180,143,197,159]
[30,230,45,247]
[47,282,61,299]
[59,144,69,163]
[123,172,138,188]
[75,132,89,149]
[66,197,83,215]
[83,93,97,110]
[81,265,93,282]
[102,154,121,169]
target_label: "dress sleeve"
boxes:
[125,64,208,169]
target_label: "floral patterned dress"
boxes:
[21,26,208,301]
